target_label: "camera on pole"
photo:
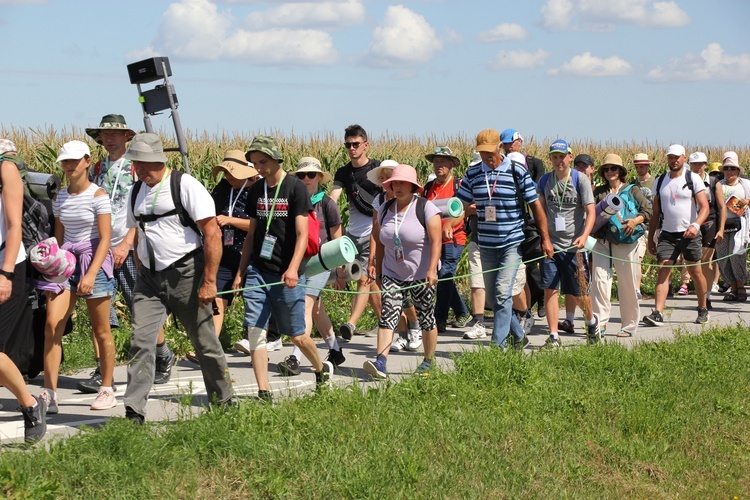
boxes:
[126,56,190,174]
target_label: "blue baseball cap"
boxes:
[500,128,523,144]
[549,139,571,155]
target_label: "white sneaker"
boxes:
[390,335,408,352]
[463,322,486,340]
[523,314,534,336]
[405,328,422,351]
[636,289,642,301]
[91,388,117,410]
[267,338,283,351]
[711,282,720,293]
[234,338,252,356]
[40,389,59,415]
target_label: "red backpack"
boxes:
[305,210,321,257]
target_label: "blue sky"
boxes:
[1,0,748,148]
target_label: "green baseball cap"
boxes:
[246,135,283,162]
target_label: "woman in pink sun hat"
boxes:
[363,164,442,380]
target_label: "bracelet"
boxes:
[690,222,700,231]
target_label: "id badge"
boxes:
[555,215,566,232]
[223,228,234,246]
[394,242,405,264]
[260,234,277,259]
[485,206,497,222]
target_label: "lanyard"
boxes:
[150,168,170,215]
[484,171,500,201]
[429,175,452,200]
[228,179,248,217]
[554,171,571,208]
[394,195,415,240]
[264,172,286,231]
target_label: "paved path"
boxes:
[1,293,746,444]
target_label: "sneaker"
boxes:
[154,350,176,385]
[718,284,729,294]
[257,390,273,404]
[642,309,664,327]
[463,322,486,340]
[523,311,534,336]
[315,361,334,390]
[436,321,447,333]
[678,284,689,295]
[415,359,433,376]
[695,307,709,325]
[267,338,283,352]
[363,359,386,380]
[91,388,117,410]
[405,328,422,351]
[234,338,252,356]
[586,314,601,344]
[277,355,301,376]
[636,289,642,301]
[450,314,472,328]
[537,303,547,318]
[125,405,145,425]
[77,366,104,394]
[326,347,345,368]
[543,335,561,349]
[21,396,46,444]
[711,282,720,293]
[558,319,576,335]
[40,389,58,415]
[513,336,530,351]
[339,322,355,341]
[390,334,408,352]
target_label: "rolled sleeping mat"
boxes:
[431,197,465,218]
[326,260,363,284]
[25,171,61,201]
[305,236,358,277]
[591,193,622,233]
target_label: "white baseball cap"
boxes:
[56,140,91,162]
[689,152,707,164]
[666,144,686,157]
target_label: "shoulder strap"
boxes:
[130,179,143,216]
[415,195,427,230]
[380,197,397,226]
[570,168,582,198]
[539,172,551,192]
[170,170,202,236]
[423,179,435,197]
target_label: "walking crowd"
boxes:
[0,118,748,439]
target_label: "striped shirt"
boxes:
[456,158,537,248]
[53,183,111,243]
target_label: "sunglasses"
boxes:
[723,166,740,172]
[296,172,319,180]
[344,141,362,149]
[601,165,621,172]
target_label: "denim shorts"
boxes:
[66,267,115,299]
[304,271,329,298]
[242,264,306,337]
[540,251,590,296]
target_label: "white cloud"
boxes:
[127,0,337,66]
[549,52,632,76]
[368,5,442,66]
[489,49,549,70]
[476,23,529,43]
[244,0,365,29]
[646,43,750,83]
[541,0,691,31]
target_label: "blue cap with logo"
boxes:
[549,139,571,155]
[500,128,523,144]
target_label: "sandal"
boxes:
[738,289,747,302]
[617,330,633,338]
[723,293,738,302]
[185,352,200,365]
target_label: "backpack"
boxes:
[654,169,696,227]
[0,156,55,253]
[305,209,321,258]
[379,196,428,229]
[130,169,201,237]
[607,184,645,244]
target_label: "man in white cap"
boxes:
[644,145,710,327]
[123,133,232,423]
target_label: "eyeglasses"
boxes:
[344,141,362,149]
[296,172,319,179]
[601,166,621,172]
[723,166,740,172]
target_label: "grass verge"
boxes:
[5,326,750,498]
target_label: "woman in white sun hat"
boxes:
[716,153,750,302]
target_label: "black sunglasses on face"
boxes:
[723,166,740,172]
[602,165,620,172]
[296,172,318,179]
[344,141,362,149]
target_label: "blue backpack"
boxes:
[608,184,644,244]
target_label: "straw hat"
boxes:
[598,153,626,178]
[212,150,259,180]
[295,156,332,184]
[366,159,399,186]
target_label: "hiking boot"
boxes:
[463,322,486,340]
[406,328,422,351]
[643,309,664,327]
[21,395,46,444]
[326,347,345,369]
[40,389,58,415]
[695,307,709,325]
[339,322,355,341]
[77,366,106,394]
[451,314,472,328]
[363,359,387,380]
[315,361,334,390]
[277,355,301,376]
[558,319,575,335]
[91,388,117,410]
[154,350,176,385]
[586,314,601,344]
[542,335,561,349]
[234,338,252,356]
[390,334,408,352]
[436,321,447,333]
[415,358,434,377]
[125,406,145,425]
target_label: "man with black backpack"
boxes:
[644,145,711,327]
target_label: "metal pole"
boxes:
[136,83,155,133]
[161,62,190,174]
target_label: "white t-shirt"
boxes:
[658,168,706,233]
[0,191,26,265]
[126,171,215,271]
[53,183,111,243]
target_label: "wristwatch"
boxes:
[0,269,14,280]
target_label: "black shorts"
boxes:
[700,219,717,249]
[656,231,703,263]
